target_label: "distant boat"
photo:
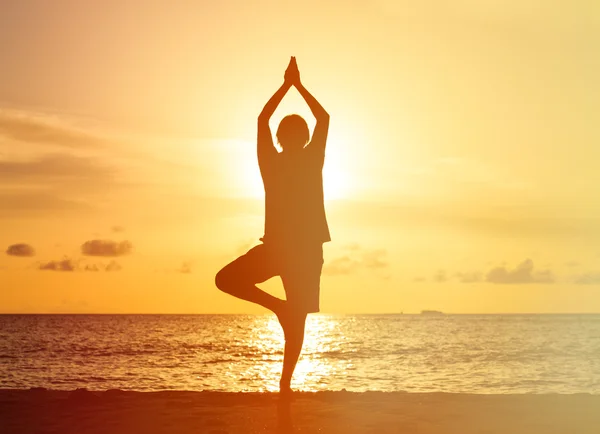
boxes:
[421,310,444,315]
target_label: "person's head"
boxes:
[276,114,310,151]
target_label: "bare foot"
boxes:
[279,382,296,402]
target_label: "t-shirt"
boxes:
[259,147,331,247]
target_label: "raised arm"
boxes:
[297,82,330,152]
[285,58,329,152]
[258,81,291,163]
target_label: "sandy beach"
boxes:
[1,389,598,434]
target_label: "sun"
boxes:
[322,136,351,201]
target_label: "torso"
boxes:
[260,149,331,247]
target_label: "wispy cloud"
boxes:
[38,257,123,272]
[455,271,483,283]
[178,261,192,274]
[485,259,554,284]
[433,270,448,283]
[424,261,552,284]
[324,256,356,276]
[0,153,114,190]
[105,260,122,272]
[39,258,76,272]
[323,245,389,277]
[81,240,133,257]
[573,272,600,285]
[84,264,100,272]
[0,192,90,218]
[0,152,116,218]
[0,109,105,149]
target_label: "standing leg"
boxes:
[277,244,323,394]
[278,310,307,394]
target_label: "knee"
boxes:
[215,268,229,292]
[215,266,239,293]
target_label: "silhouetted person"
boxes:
[215,57,330,396]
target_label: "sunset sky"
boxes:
[1,0,599,313]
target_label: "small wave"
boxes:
[64,349,161,357]
[202,358,235,365]
[179,343,218,351]
[318,349,367,360]
[23,348,47,354]
[49,376,131,384]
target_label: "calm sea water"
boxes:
[1,314,599,393]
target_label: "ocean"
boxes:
[1,314,599,393]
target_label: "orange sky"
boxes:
[1,1,599,313]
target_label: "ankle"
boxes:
[279,379,291,390]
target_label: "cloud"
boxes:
[331,201,600,243]
[573,273,600,285]
[0,153,113,189]
[433,270,447,283]
[424,262,550,284]
[485,259,554,284]
[0,109,104,149]
[0,192,91,218]
[39,258,76,272]
[413,276,427,282]
[6,243,35,257]
[455,271,483,283]
[323,256,356,276]
[111,225,125,233]
[323,245,389,277]
[38,258,122,272]
[81,240,132,257]
[0,153,116,218]
[362,249,388,270]
[105,260,122,272]
[178,262,192,274]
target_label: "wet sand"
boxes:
[1,388,598,433]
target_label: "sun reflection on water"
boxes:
[4,314,597,393]
[236,314,346,392]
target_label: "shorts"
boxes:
[220,242,324,313]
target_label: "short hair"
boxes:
[276,114,310,149]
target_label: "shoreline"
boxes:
[1,389,599,433]
[2,387,599,395]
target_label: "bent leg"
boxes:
[215,244,283,313]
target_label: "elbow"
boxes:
[258,112,270,124]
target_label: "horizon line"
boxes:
[1,312,599,315]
